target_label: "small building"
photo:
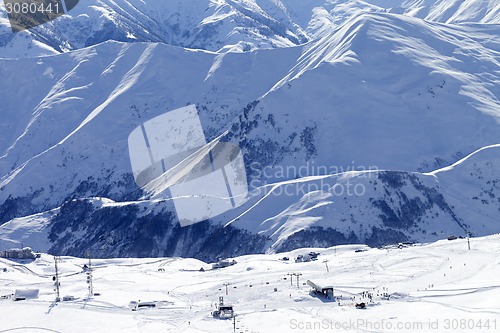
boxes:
[212,259,237,269]
[14,289,39,301]
[0,247,36,260]
[307,280,334,299]
[137,302,156,309]
[130,301,156,311]
[295,252,320,263]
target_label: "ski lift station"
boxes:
[307,280,334,299]
[212,296,234,319]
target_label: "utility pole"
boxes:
[287,273,294,286]
[467,231,471,250]
[53,256,61,302]
[223,282,230,295]
[86,255,94,299]
[233,314,236,332]
[293,273,302,288]
[323,259,329,273]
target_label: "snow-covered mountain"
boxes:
[0,0,499,259]
[2,144,499,260]
[1,0,499,57]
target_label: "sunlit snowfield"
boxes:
[1,235,499,333]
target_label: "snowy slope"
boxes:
[426,144,500,236]
[230,13,500,176]
[0,235,499,332]
[223,144,500,252]
[0,41,304,220]
[0,209,56,251]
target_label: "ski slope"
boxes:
[0,235,499,332]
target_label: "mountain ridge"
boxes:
[1,0,499,58]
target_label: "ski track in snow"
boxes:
[0,235,499,332]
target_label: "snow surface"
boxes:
[0,235,499,332]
